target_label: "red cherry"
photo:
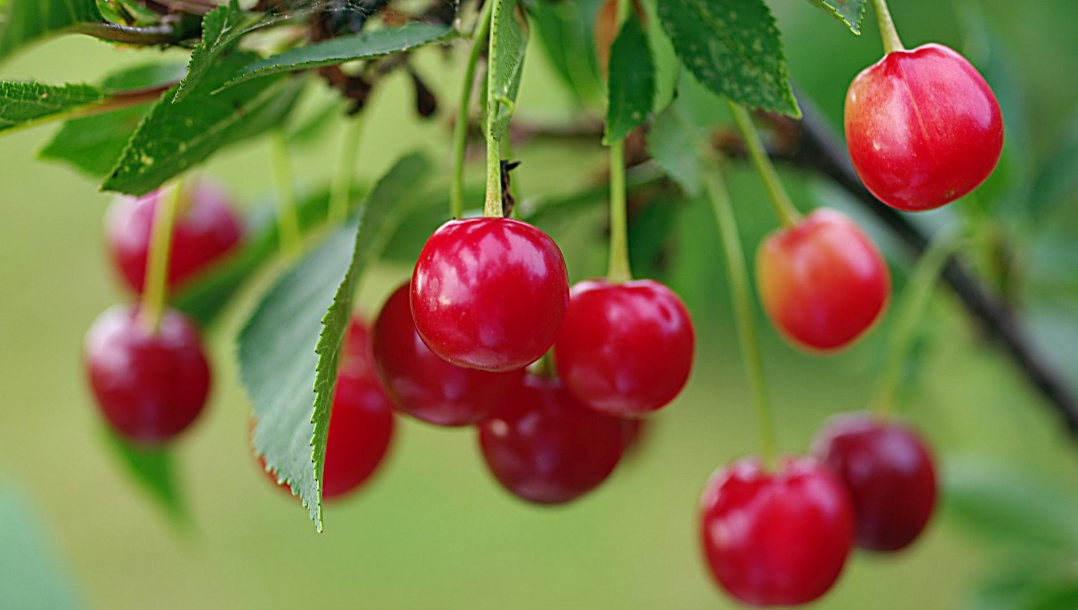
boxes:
[373,283,524,427]
[554,279,694,417]
[106,181,243,294]
[700,456,855,607]
[757,209,890,352]
[813,413,938,552]
[84,305,210,445]
[411,217,569,372]
[338,316,377,381]
[845,43,1004,211]
[478,375,625,504]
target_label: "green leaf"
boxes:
[102,51,305,196]
[0,0,103,63]
[1027,113,1078,223]
[805,0,865,34]
[0,81,106,134]
[605,14,654,143]
[944,457,1078,554]
[656,0,799,116]
[641,0,678,114]
[648,97,710,196]
[527,0,603,106]
[103,429,187,525]
[486,0,529,141]
[172,0,245,103]
[241,153,431,529]
[224,23,456,89]
[0,482,81,610]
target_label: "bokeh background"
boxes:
[2,0,1078,608]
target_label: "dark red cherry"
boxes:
[411,217,569,372]
[813,413,938,552]
[84,305,210,445]
[845,43,1004,211]
[338,316,377,381]
[554,279,694,417]
[373,283,524,427]
[700,456,855,607]
[320,371,396,499]
[106,181,243,294]
[757,209,890,352]
[478,375,626,504]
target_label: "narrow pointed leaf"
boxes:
[172,0,245,102]
[0,82,106,134]
[605,14,654,142]
[805,0,865,34]
[104,429,188,525]
[486,0,529,141]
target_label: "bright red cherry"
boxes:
[411,217,569,372]
[845,43,1004,211]
[700,456,855,607]
[84,305,210,445]
[373,283,524,427]
[554,279,694,417]
[106,181,244,294]
[813,413,938,552]
[338,316,376,381]
[757,209,890,352]
[478,375,626,504]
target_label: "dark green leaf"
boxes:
[805,0,865,34]
[527,0,603,105]
[605,14,654,142]
[0,482,80,610]
[241,154,432,529]
[224,23,456,88]
[657,0,799,116]
[103,429,187,525]
[172,0,246,102]
[0,81,105,134]
[0,0,103,63]
[487,0,529,141]
[102,51,305,196]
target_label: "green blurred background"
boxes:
[2,0,1078,608]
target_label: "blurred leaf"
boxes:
[0,0,103,63]
[1026,113,1078,223]
[241,154,431,529]
[805,0,865,34]
[0,482,81,609]
[0,82,106,134]
[971,564,1078,610]
[173,0,246,102]
[945,458,1078,554]
[628,195,681,276]
[101,61,187,91]
[605,14,654,142]
[487,0,528,141]
[103,429,187,525]
[648,97,709,196]
[102,51,305,196]
[287,98,346,146]
[641,0,678,114]
[224,23,457,88]
[656,0,798,116]
[527,0,603,105]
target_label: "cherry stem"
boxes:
[140,181,183,334]
[483,0,504,218]
[607,139,632,283]
[268,130,301,257]
[726,100,802,228]
[705,161,777,468]
[870,0,905,54]
[873,229,965,418]
[72,21,180,45]
[450,0,494,219]
[330,115,364,226]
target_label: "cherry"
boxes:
[411,217,569,372]
[338,316,377,381]
[373,283,524,427]
[554,279,694,417]
[478,374,626,504]
[84,305,210,445]
[106,181,244,294]
[813,412,938,552]
[845,43,1004,211]
[756,209,890,352]
[700,456,855,607]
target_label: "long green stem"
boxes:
[483,1,504,218]
[330,115,364,225]
[450,0,494,219]
[140,182,184,334]
[607,139,632,282]
[268,130,301,257]
[705,163,777,467]
[870,0,905,54]
[873,230,964,417]
[726,100,802,228]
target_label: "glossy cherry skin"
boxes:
[845,43,1004,211]
[478,375,626,504]
[813,413,938,552]
[84,306,210,445]
[106,181,243,294]
[757,209,890,352]
[373,283,524,427]
[700,456,856,607]
[411,217,569,372]
[554,279,694,417]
